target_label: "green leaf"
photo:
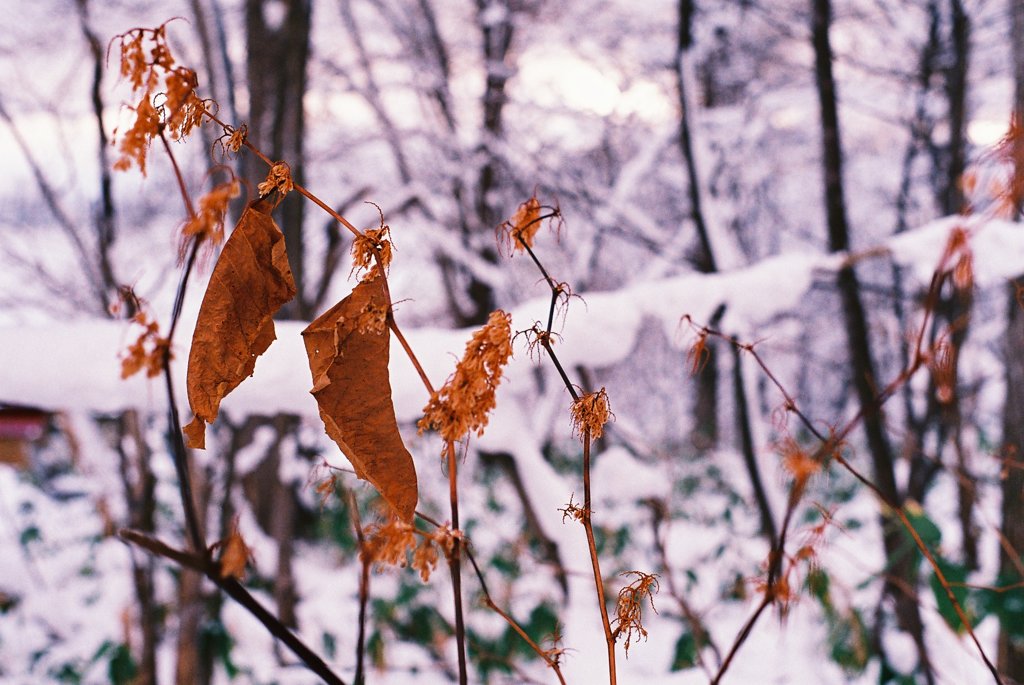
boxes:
[976,572,1024,638]
[806,566,832,608]
[107,643,138,685]
[367,630,385,670]
[827,608,869,674]
[200,619,239,678]
[928,555,974,633]
[322,632,336,660]
[900,508,941,555]
[19,524,41,546]
[670,630,697,671]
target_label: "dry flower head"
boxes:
[558,493,586,524]
[112,22,207,174]
[778,436,822,496]
[612,571,659,656]
[121,311,171,379]
[928,340,958,405]
[362,517,461,582]
[180,178,241,258]
[419,310,513,444]
[362,516,417,569]
[981,112,1024,216]
[351,225,394,280]
[687,328,711,375]
[519,323,562,361]
[505,196,542,252]
[761,504,839,616]
[257,162,294,197]
[570,387,613,440]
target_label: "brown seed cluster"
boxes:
[419,310,513,444]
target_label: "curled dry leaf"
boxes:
[302,276,418,522]
[217,518,252,580]
[183,199,297,448]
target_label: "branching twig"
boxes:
[512,228,617,683]
[421,510,568,685]
[686,293,1003,684]
[349,492,370,685]
[119,529,348,685]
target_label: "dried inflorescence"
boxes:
[612,571,659,656]
[180,177,241,255]
[361,517,461,582]
[121,311,171,379]
[225,124,247,153]
[558,493,586,524]
[778,436,822,497]
[257,162,294,197]
[761,505,840,616]
[112,22,208,174]
[351,225,394,280]
[499,195,562,255]
[687,328,711,375]
[570,387,613,441]
[928,340,958,405]
[519,323,562,361]
[419,310,513,444]
[940,226,974,294]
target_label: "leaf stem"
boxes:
[582,428,617,684]
[445,440,468,685]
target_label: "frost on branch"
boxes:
[183,200,297,449]
[302,275,417,523]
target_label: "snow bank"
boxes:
[1,217,1018,420]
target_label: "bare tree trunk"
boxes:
[176,460,214,685]
[105,411,160,685]
[997,2,1024,671]
[244,0,312,319]
[999,278,1024,681]
[731,342,777,546]
[75,0,119,302]
[676,2,728,455]
[455,0,515,326]
[242,415,302,628]
[811,1,933,680]
[941,0,970,215]
[676,0,716,275]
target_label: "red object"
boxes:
[0,406,48,442]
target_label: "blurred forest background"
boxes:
[2,0,1024,683]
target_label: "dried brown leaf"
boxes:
[184,200,297,448]
[216,518,252,580]
[302,277,418,522]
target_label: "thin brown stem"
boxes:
[159,131,196,220]
[583,428,617,684]
[120,529,347,685]
[710,596,772,685]
[156,131,206,553]
[444,441,468,685]
[389,318,436,395]
[461,540,568,685]
[349,492,369,685]
[687,310,1003,685]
